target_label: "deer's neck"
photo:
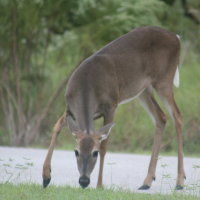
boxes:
[67,86,96,134]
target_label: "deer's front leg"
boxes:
[97,107,115,188]
[97,138,109,188]
[42,114,65,188]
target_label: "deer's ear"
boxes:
[99,122,115,141]
[67,116,80,135]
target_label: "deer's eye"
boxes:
[92,151,98,158]
[74,149,79,157]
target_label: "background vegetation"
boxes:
[0,0,200,154]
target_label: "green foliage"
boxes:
[0,0,200,153]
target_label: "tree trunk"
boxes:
[25,76,69,145]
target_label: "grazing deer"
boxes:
[42,26,185,190]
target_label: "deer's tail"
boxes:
[173,66,180,88]
[173,34,181,88]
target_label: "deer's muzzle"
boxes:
[79,175,90,188]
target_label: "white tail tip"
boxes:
[173,66,180,88]
[176,34,180,40]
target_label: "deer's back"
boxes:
[67,26,180,104]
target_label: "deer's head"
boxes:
[67,116,114,188]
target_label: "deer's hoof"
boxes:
[43,178,51,188]
[175,185,184,190]
[138,185,150,190]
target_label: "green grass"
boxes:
[0,184,199,200]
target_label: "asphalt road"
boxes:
[0,146,200,195]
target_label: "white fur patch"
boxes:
[176,34,180,40]
[173,66,180,88]
[119,89,145,105]
[139,98,156,125]
[163,99,174,124]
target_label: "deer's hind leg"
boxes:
[154,83,185,190]
[138,87,167,190]
[42,113,66,188]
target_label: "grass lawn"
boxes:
[0,184,199,200]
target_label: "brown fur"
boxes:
[43,26,185,190]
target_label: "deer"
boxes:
[42,26,185,190]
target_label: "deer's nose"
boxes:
[79,176,90,188]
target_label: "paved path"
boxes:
[0,147,200,195]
